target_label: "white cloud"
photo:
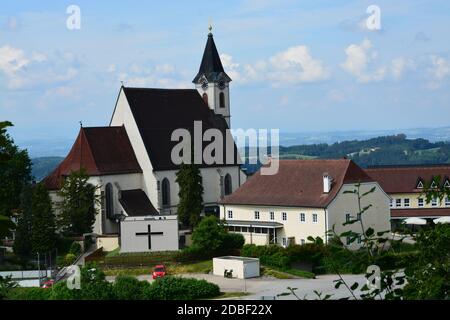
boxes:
[221,45,328,86]
[0,45,80,90]
[220,54,241,81]
[429,55,450,80]
[116,63,190,89]
[390,57,415,80]
[341,39,386,83]
[268,46,329,83]
[0,46,30,75]
[427,55,450,89]
[155,63,175,74]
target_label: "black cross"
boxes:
[135,224,164,250]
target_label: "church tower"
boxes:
[193,27,232,127]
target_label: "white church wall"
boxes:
[110,89,160,209]
[120,215,179,253]
[155,165,244,214]
[88,173,144,235]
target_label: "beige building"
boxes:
[220,160,391,249]
[365,165,450,224]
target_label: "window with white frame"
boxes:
[432,198,438,207]
[396,199,402,207]
[300,213,306,222]
[227,210,233,219]
[312,213,318,223]
[346,236,351,246]
[254,211,260,219]
[282,212,287,221]
[389,199,393,208]
[345,213,351,223]
[418,198,424,207]
[270,211,275,220]
[357,213,361,221]
[446,197,450,207]
[301,239,306,245]
[282,238,287,247]
[357,235,362,244]
[404,198,410,207]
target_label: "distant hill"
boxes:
[31,157,64,181]
[242,134,450,174]
[32,134,450,179]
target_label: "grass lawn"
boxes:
[102,260,213,277]
[261,266,315,279]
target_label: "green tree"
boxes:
[191,216,227,254]
[0,121,32,218]
[0,121,31,238]
[175,163,204,227]
[57,168,99,236]
[31,183,56,254]
[13,184,34,257]
[403,224,450,299]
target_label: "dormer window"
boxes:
[443,178,450,189]
[416,178,424,189]
[430,180,438,189]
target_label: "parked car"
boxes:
[152,264,166,279]
[41,279,55,289]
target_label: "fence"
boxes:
[0,269,52,280]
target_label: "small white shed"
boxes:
[213,256,260,279]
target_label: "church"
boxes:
[43,29,247,253]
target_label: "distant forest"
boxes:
[243,134,450,174]
[32,134,450,179]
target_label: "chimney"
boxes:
[323,173,332,193]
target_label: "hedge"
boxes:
[143,276,220,300]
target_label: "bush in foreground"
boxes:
[143,276,220,300]
[113,275,150,300]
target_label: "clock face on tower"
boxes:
[218,80,226,90]
[201,79,208,90]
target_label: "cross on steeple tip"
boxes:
[208,18,213,35]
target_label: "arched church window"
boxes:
[162,178,171,207]
[219,92,225,108]
[202,93,208,106]
[224,174,232,196]
[105,183,114,219]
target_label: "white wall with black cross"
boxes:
[120,215,179,253]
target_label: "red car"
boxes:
[152,265,166,279]
[41,279,55,289]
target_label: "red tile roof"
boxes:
[221,159,373,208]
[391,208,450,218]
[365,165,450,194]
[43,126,142,190]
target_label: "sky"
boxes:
[1,0,450,153]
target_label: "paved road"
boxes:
[106,273,370,300]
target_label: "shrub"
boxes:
[51,264,115,300]
[260,252,291,269]
[191,216,227,254]
[7,287,52,300]
[64,253,77,266]
[113,276,150,300]
[143,276,220,300]
[222,233,245,251]
[69,242,82,256]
